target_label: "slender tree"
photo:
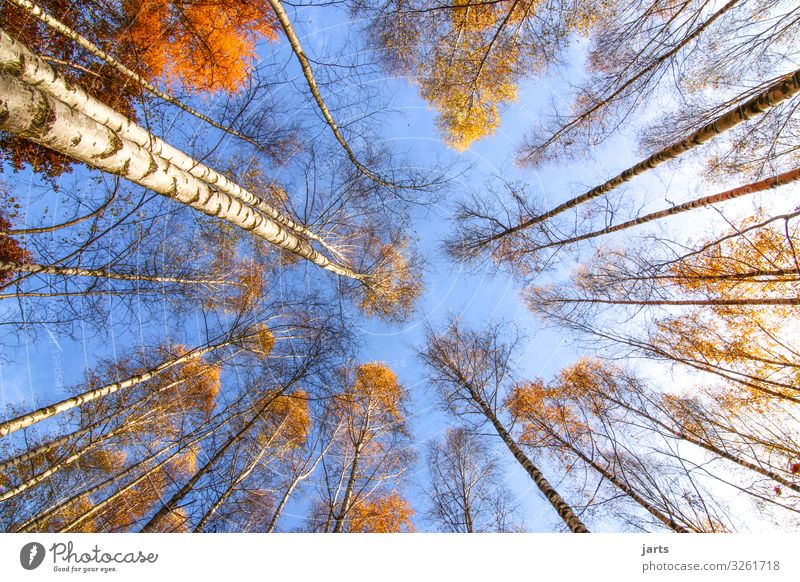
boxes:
[308,362,414,533]
[420,319,590,532]
[448,69,800,261]
[425,426,520,532]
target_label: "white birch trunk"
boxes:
[0,335,235,437]
[51,404,254,533]
[0,420,134,502]
[0,27,340,254]
[531,168,800,252]
[0,260,230,286]
[481,68,800,245]
[0,71,365,280]
[5,0,266,151]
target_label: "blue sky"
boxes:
[2,1,798,533]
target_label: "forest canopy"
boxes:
[0,0,798,534]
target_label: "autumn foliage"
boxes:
[348,492,415,532]
[250,325,276,356]
[259,389,311,450]
[371,0,612,150]
[652,217,800,404]
[0,343,220,532]
[5,0,800,538]
[506,380,586,450]
[305,361,413,532]
[122,0,279,94]
[0,213,29,287]
[419,40,520,151]
[505,359,612,451]
[346,362,405,423]
[359,241,422,321]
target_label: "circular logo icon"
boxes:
[20,542,46,570]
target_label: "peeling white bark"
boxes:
[0,27,346,258]
[0,336,234,437]
[5,0,266,151]
[0,72,364,280]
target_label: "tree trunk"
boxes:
[332,441,362,533]
[139,392,282,532]
[193,447,269,532]
[679,431,800,494]
[462,487,474,533]
[0,417,139,502]
[265,475,301,533]
[266,0,391,188]
[602,393,800,494]
[192,414,294,532]
[595,269,799,288]
[529,317,800,405]
[0,27,340,256]
[484,68,800,245]
[19,447,176,533]
[0,69,365,281]
[541,297,800,307]
[266,436,333,533]
[0,260,230,286]
[0,356,224,500]
[0,414,107,475]
[4,0,267,151]
[522,0,743,163]
[464,383,589,532]
[545,430,692,532]
[532,168,800,252]
[0,335,236,437]
[0,353,228,474]
[15,401,249,532]
[265,461,320,533]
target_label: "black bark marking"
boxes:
[97,131,122,159]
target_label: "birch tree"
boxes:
[526,212,800,404]
[0,347,224,531]
[425,426,520,532]
[505,363,726,532]
[519,0,799,167]
[541,358,800,520]
[420,319,590,532]
[308,362,414,533]
[192,390,311,532]
[0,28,426,319]
[469,168,800,276]
[447,69,800,264]
[357,0,610,150]
[0,325,268,437]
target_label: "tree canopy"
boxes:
[0,0,798,536]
